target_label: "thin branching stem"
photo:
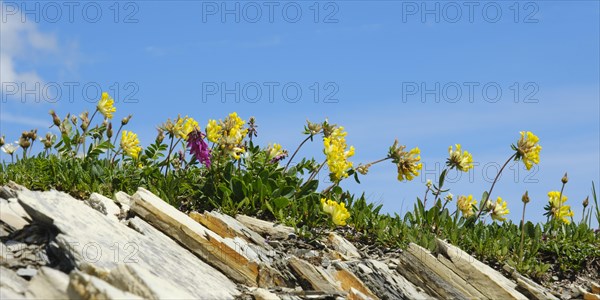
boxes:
[474,153,517,220]
[284,134,313,172]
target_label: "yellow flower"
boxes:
[267,143,283,159]
[548,191,574,224]
[120,130,142,159]
[447,144,474,172]
[208,112,248,160]
[206,119,222,143]
[516,131,541,170]
[174,116,199,140]
[389,140,422,181]
[323,126,355,182]
[97,92,116,119]
[321,198,351,226]
[457,195,477,217]
[488,197,510,222]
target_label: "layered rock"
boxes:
[2,183,588,300]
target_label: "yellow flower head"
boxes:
[457,195,477,217]
[548,191,574,224]
[321,198,351,226]
[267,143,283,159]
[447,144,474,172]
[389,140,422,181]
[516,131,542,170]
[174,115,199,140]
[120,130,142,159]
[207,112,247,160]
[206,119,222,143]
[323,126,355,182]
[488,197,510,222]
[97,92,116,119]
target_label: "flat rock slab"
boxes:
[131,187,285,287]
[16,188,240,299]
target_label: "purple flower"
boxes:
[187,129,211,168]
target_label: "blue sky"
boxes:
[1,1,599,225]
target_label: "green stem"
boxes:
[557,180,566,224]
[163,136,176,176]
[306,159,326,183]
[519,201,528,261]
[474,153,517,221]
[75,109,98,156]
[284,134,313,172]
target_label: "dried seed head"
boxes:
[29,129,37,141]
[107,122,113,139]
[561,172,568,184]
[156,128,165,144]
[522,191,530,204]
[122,114,132,126]
[50,110,61,127]
[583,196,589,208]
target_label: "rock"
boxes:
[67,270,143,299]
[0,186,18,199]
[113,191,132,207]
[0,287,26,299]
[0,242,12,260]
[0,266,29,294]
[192,210,271,248]
[357,263,373,275]
[16,188,240,299]
[0,198,30,232]
[330,262,378,299]
[85,193,121,221]
[16,267,37,277]
[130,187,284,287]
[236,214,295,240]
[327,233,361,260]
[253,288,281,300]
[503,264,559,300]
[288,256,343,294]
[25,267,69,299]
[114,191,132,216]
[435,239,527,299]
[397,243,481,299]
[106,263,196,299]
[592,281,600,294]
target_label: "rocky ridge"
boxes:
[1,181,598,299]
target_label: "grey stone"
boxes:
[16,188,240,299]
[16,267,37,277]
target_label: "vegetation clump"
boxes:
[1,93,598,284]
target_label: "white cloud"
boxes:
[0,2,68,95]
[0,111,51,128]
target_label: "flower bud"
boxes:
[561,172,568,184]
[122,114,132,126]
[583,196,589,208]
[0,135,5,147]
[50,110,61,127]
[356,164,370,175]
[107,122,113,139]
[71,115,78,126]
[306,120,323,135]
[18,137,30,149]
[426,179,432,189]
[156,128,165,144]
[29,129,37,141]
[43,133,54,149]
[522,191,530,204]
[444,193,453,202]
[21,131,29,139]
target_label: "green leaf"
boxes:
[272,197,290,210]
